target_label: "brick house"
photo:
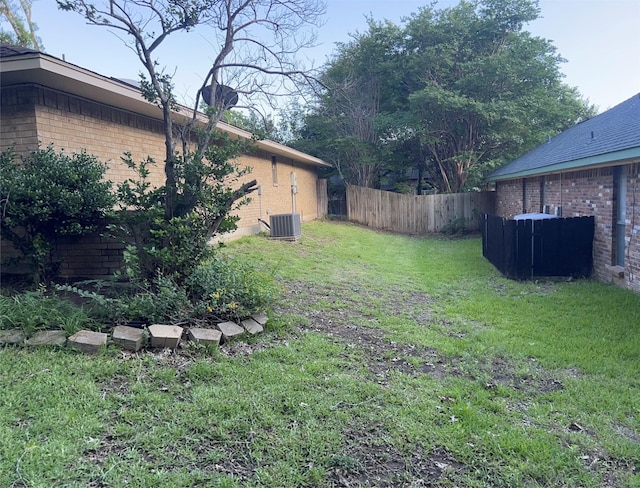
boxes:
[0,45,330,278]
[486,93,640,292]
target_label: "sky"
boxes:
[13,0,640,113]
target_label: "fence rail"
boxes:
[346,185,496,234]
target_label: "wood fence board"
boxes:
[345,185,496,234]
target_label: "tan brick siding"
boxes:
[1,84,324,278]
[230,151,320,234]
[0,86,40,153]
[494,163,640,293]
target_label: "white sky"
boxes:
[20,0,640,113]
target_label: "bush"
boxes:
[111,141,254,285]
[58,254,281,326]
[57,274,192,326]
[0,146,114,283]
[113,274,192,324]
[187,254,282,320]
[441,217,472,236]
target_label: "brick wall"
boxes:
[228,151,321,237]
[494,163,640,293]
[524,176,543,214]
[1,84,324,278]
[55,230,126,278]
[625,163,640,292]
[495,179,523,217]
[0,85,40,154]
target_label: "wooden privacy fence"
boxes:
[316,179,328,219]
[482,214,595,280]
[346,185,496,234]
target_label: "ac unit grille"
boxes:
[269,213,301,239]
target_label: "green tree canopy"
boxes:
[0,0,42,49]
[296,0,595,192]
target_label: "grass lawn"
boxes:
[1,220,639,487]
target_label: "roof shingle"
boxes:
[488,93,640,180]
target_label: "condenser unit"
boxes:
[269,213,301,240]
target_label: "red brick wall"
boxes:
[625,163,640,291]
[494,163,640,293]
[524,176,543,214]
[495,179,523,217]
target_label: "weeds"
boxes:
[0,289,96,336]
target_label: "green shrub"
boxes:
[114,274,192,324]
[441,217,472,236]
[111,143,253,285]
[187,254,282,320]
[56,255,281,326]
[0,146,114,283]
[0,289,96,337]
[57,274,192,326]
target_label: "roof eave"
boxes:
[214,121,331,167]
[487,146,640,182]
[1,51,330,168]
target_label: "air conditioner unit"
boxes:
[269,213,301,240]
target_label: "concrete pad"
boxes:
[188,327,222,345]
[217,321,245,340]
[26,330,67,346]
[241,318,263,335]
[112,325,146,352]
[68,330,108,354]
[0,329,26,344]
[251,312,268,326]
[148,324,183,349]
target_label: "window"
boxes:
[614,166,627,266]
[271,156,278,185]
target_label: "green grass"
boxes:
[1,220,639,487]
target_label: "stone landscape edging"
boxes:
[0,312,269,354]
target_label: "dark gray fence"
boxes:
[482,214,595,280]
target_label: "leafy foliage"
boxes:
[110,132,255,284]
[0,146,114,282]
[293,20,403,188]
[295,0,596,192]
[188,254,282,320]
[441,217,473,236]
[57,252,281,325]
[0,0,42,49]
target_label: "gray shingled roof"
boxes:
[487,93,640,181]
[0,44,39,57]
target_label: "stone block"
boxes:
[148,324,183,349]
[188,327,222,345]
[241,318,263,335]
[26,330,67,346]
[112,325,146,352]
[251,312,268,326]
[217,321,245,340]
[68,330,108,354]
[0,329,25,344]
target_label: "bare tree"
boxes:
[57,0,326,221]
[0,0,42,49]
[331,76,382,188]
